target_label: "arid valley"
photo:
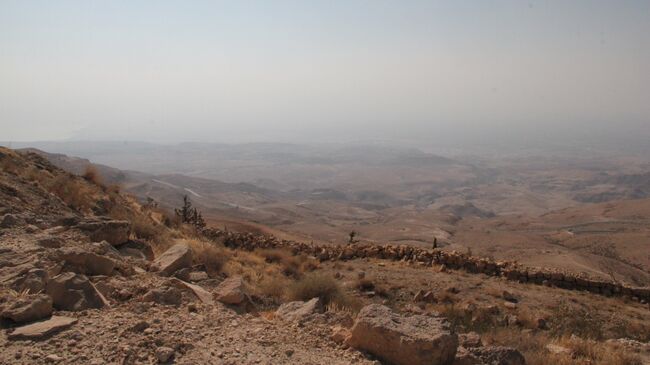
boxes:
[1,142,648,364]
[19,141,650,287]
[2,1,650,364]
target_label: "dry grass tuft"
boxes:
[256,248,290,264]
[256,275,290,302]
[255,248,319,278]
[0,152,21,175]
[46,174,95,212]
[106,184,121,194]
[5,288,31,298]
[131,214,166,241]
[356,277,376,291]
[82,165,104,187]
[221,249,272,284]
[288,273,361,311]
[548,301,604,340]
[301,257,320,272]
[481,328,643,365]
[188,240,230,276]
[433,301,502,333]
[325,301,357,317]
[437,291,457,304]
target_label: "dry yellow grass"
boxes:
[0,149,22,175]
[482,329,643,365]
[46,174,96,212]
[255,248,319,278]
[355,277,376,291]
[185,239,230,276]
[256,275,290,301]
[82,165,104,187]
[287,272,361,312]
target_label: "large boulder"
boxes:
[154,243,192,276]
[58,247,116,276]
[77,219,130,245]
[1,294,53,323]
[46,272,110,311]
[346,304,458,365]
[215,276,247,305]
[275,298,322,322]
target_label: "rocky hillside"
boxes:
[1,147,649,365]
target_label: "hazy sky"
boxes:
[1,0,649,146]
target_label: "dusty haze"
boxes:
[1,1,649,151]
[1,3,650,363]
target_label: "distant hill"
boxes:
[21,148,283,223]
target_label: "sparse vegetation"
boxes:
[548,301,605,340]
[130,214,166,241]
[355,277,375,291]
[288,272,360,311]
[82,165,104,187]
[187,240,230,276]
[46,174,95,212]
[256,275,290,302]
[483,329,643,365]
[348,230,358,243]
[175,195,206,229]
[2,145,649,365]
[0,153,20,175]
[255,248,318,278]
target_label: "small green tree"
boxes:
[175,195,206,229]
[175,195,191,222]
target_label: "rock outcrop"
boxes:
[0,294,53,323]
[58,247,116,276]
[11,268,48,294]
[346,304,458,365]
[116,240,154,261]
[153,243,192,276]
[46,272,110,311]
[77,218,130,245]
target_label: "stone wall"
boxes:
[201,228,650,303]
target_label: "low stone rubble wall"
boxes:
[201,228,650,303]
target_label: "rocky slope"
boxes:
[1,147,648,365]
